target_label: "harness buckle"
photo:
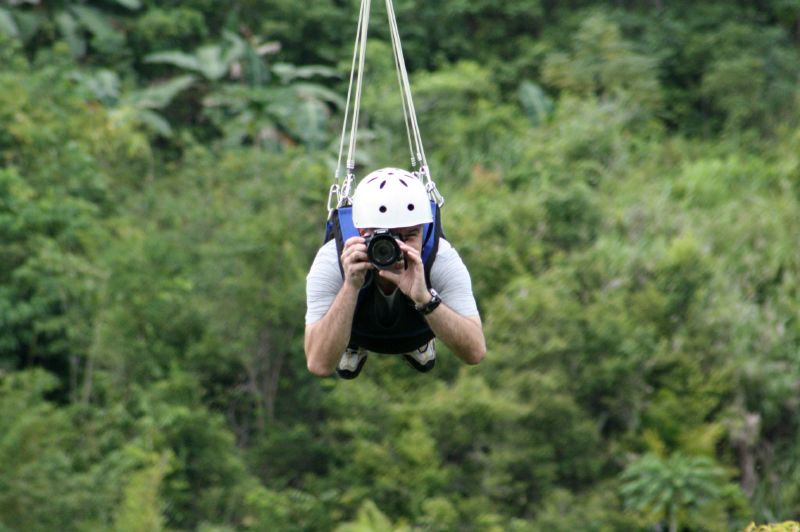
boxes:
[426,181,445,207]
[339,172,356,205]
[414,165,444,207]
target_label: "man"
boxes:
[305,167,486,378]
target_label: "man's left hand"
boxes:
[377,240,430,306]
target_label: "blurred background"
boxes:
[1,0,799,530]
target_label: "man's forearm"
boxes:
[304,284,359,376]
[424,304,486,365]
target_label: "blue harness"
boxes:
[323,202,443,354]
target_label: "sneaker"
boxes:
[336,347,368,379]
[403,339,436,373]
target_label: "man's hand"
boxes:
[341,236,373,289]
[377,240,430,305]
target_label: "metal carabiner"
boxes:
[426,181,445,207]
[414,166,444,207]
[326,184,340,216]
[339,172,355,204]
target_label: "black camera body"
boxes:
[364,229,403,269]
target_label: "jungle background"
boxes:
[1,0,800,530]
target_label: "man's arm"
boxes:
[304,236,371,376]
[421,304,485,365]
[378,240,486,365]
[304,283,359,376]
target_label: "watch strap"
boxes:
[415,289,442,315]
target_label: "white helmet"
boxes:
[351,168,433,228]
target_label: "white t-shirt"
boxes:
[305,238,479,325]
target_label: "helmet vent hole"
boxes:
[379,206,387,213]
[407,204,415,211]
[399,179,408,187]
[380,180,387,189]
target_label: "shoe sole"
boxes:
[403,354,436,373]
[336,354,368,379]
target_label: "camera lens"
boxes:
[371,239,396,264]
[367,234,401,268]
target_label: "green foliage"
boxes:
[542,13,663,119]
[0,53,165,423]
[129,6,208,60]
[1,0,137,60]
[0,370,79,530]
[412,61,527,179]
[697,22,800,132]
[745,522,800,532]
[334,500,408,532]
[113,453,170,532]
[3,1,800,530]
[146,32,246,81]
[518,80,554,127]
[143,31,342,148]
[531,486,643,531]
[620,452,746,532]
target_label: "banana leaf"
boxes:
[0,8,19,38]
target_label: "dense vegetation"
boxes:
[1,1,800,530]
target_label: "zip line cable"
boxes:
[330,0,442,214]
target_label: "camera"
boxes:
[364,229,403,269]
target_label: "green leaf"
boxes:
[69,5,114,39]
[221,30,246,69]
[334,500,397,532]
[137,109,173,137]
[194,45,228,80]
[54,10,85,58]
[127,75,196,110]
[7,10,41,44]
[70,4,125,54]
[77,69,121,105]
[0,8,19,38]
[145,51,201,72]
[293,82,345,108]
[290,99,328,147]
[109,0,142,10]
[518,80,553,127]
[272,62,340,83]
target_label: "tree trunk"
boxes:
[737,412,761,496]
[668,504,677,532]
[70,355,80,403]
[245,326,292,431]
[796,16,800,44]
[81,354,94,405]
[729,397,761,497]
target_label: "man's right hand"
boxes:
[341,236,373,289]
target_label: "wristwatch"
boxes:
[415,288,442,315]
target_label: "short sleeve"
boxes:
[305,240,344,324]
[429,239,480,317]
